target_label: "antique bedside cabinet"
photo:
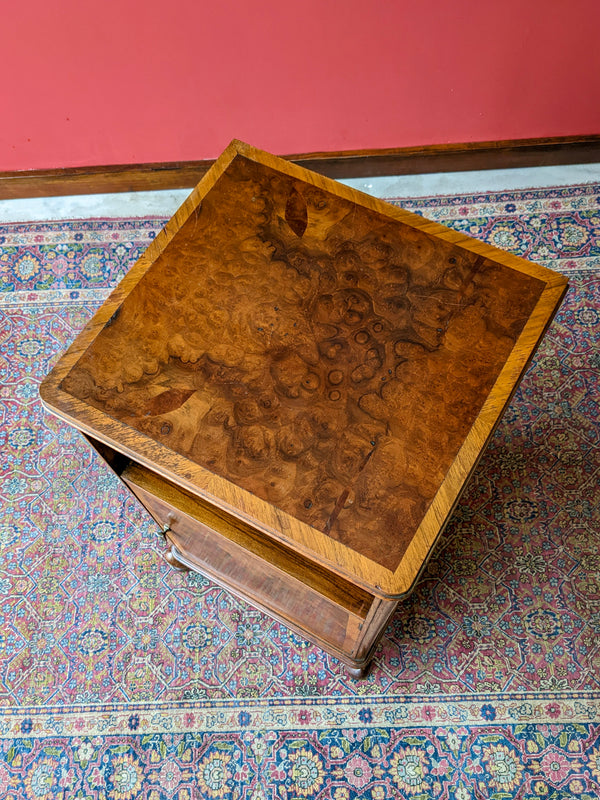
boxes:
[40,141,568,676]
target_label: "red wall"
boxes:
[2,0,599,171]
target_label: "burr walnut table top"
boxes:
[40,140,568,597]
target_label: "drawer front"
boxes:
[124,476,369,656]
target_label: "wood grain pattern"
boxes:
[40,140,568,597]
[60,153,546,570]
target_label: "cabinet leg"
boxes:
[345,660,371,680]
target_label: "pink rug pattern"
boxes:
[0,182,599,798]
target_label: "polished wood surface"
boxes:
[2,135,599,199]
[40,140,568,599]
[59,153,545,572]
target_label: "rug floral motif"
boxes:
[0,183,599,798]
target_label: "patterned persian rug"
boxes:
[0,182,599,799]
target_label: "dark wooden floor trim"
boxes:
[1,135,599,200]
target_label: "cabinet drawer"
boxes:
[121,463,373,655]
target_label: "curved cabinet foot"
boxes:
[165,545,191,573]
[345,661,372,679]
